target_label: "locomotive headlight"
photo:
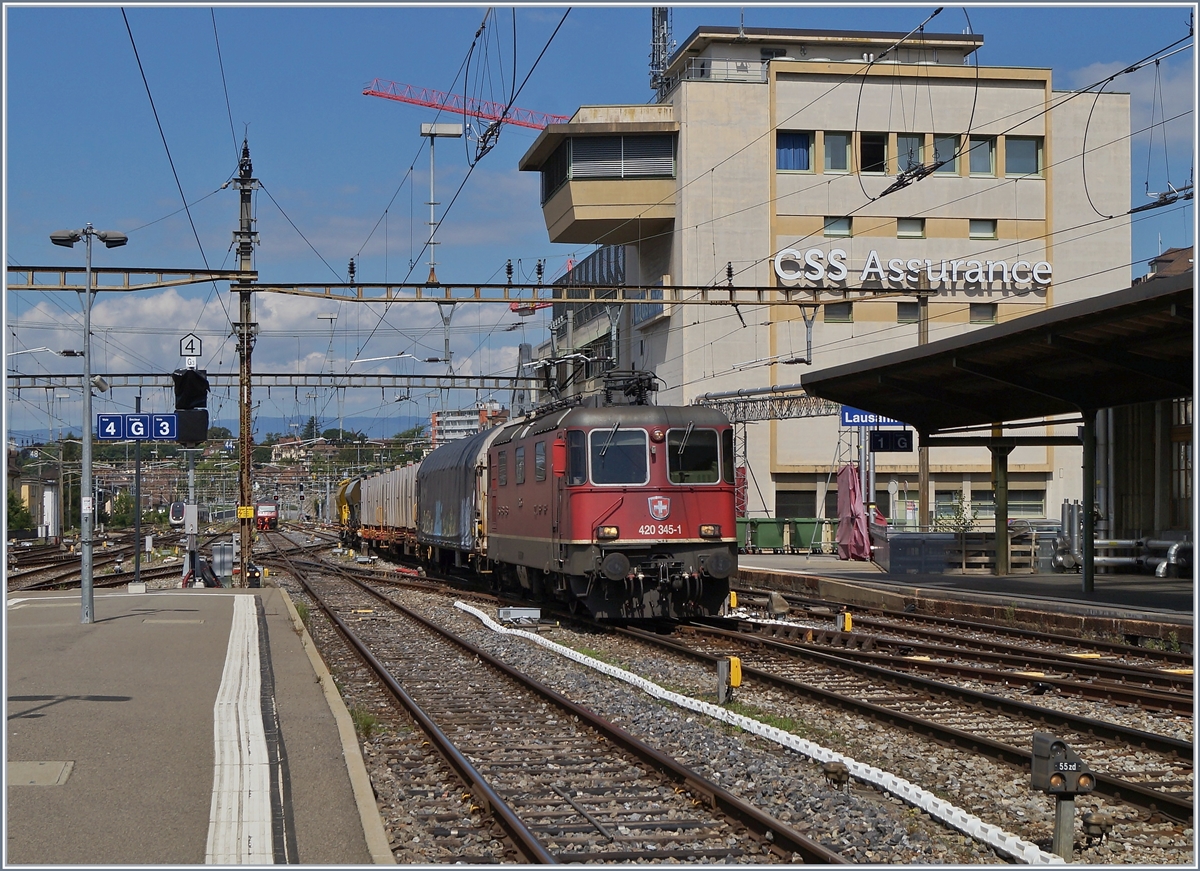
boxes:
[699,524,721,538]
[650,427,665,443]
[596,525,619,540]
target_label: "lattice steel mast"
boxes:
[233,140,259,585]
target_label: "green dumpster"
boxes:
[749,518,788,552]
[792,518,837,553]
[737,518,751,550]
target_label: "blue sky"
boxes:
[4,3,1195,442]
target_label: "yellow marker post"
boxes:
[729,591,738,609]
[728,656,742,688]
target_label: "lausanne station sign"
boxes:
[773,247,1052,288]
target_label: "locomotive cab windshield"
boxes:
[667,426,722,484]
[589,428,649,484]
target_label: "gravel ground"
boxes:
[149,563,1192,865]
[396,594,1195,866]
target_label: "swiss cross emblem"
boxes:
[648,496,671,520]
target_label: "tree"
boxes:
[322,427,364,443]
[7,489,33,532]
[300,416,319,440]
[933,490,977,571]
[207,426,234,441]
[109,491,136,527]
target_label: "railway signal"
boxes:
[172,366,209,445]
[1031,732,1096,860]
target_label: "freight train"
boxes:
[336,397,737,620]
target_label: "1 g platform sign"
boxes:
[869,430,914,452]
[96,413,178,441]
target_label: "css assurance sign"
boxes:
[774,247,1052,289]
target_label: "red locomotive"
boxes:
[255,500,279,531]
[344,391,737,620]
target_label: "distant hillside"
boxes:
[209,414,427,442]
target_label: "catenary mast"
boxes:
[233,140,259,585]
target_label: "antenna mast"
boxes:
[650,7,674,101]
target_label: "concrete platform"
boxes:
[736,553,1194,643]
[5,586,392,865]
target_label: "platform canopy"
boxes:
[802,271,1193,434]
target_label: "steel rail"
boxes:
[733,585,1195,666]
[265,538,556,864]
[275,537,848,864]
[621,624,1195,825]
[729,619,1194,706]
[351,579,849,864]
[751,627,1193,715]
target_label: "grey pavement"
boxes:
[5,587,381,865]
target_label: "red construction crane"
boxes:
[363,78,571,131]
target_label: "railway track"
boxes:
[264,531,846,864]
[707,612,1193,715]
[735,587,1193,667]
[619,621,1193,825]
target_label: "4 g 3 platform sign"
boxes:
[773,247,1052,290]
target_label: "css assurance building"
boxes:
[519,26,1130,527]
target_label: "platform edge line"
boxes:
[275,585,395,864]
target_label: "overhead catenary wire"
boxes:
[210,9,239,163]
[576,24,1193,284]
[346,8,569,378]
[121,8,233,331]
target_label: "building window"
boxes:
[775,490,839,519]
[824,132,851,172]
[969,302,997,324]
[1005,136,1042,176]
[824,301,853,323]
[897,217,925,238]
[569,134,675,180]
[897,301,919,323]
[540,140,570,202]
[534,441,547,481]
[934,490,967,519]
[897,134,924,171]
[515,446,526,484]
[824,216,851,237]
[970,489,1047,518]
[497,450,508,486]
[968,136,996,175]
[969,218,997,240]
[776,131,812,171]
[933,134,958,173]
[859,132,887,173]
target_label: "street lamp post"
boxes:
[50,223,127,624]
